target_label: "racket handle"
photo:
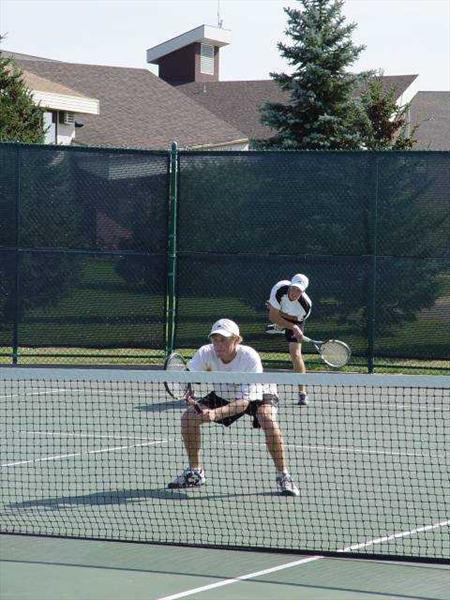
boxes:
[192,402,203,415]
[185,391,203,414]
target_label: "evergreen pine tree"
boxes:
[258,0,367,149]
[358,76,417,150]
[0,46,45,143]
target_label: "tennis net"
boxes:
[1,367,449,562]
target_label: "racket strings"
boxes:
[320,341,350,368]
[165,353,189,398]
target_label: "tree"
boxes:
[258,0,368,149]
[0,45,45,143]
[357,76,417,150]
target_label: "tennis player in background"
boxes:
[167,318,300,497]
[267,274,312,405]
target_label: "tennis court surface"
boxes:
[1,368,449,598]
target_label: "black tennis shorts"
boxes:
[199,391,279,429]
[284,320,305,343]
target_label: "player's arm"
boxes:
[186,348,246,421]
[268,304,304,341]
[268,284,297,330]
[208,399,250,422]
[267,304,300,332]
[206,351,262,422]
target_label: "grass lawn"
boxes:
[1,261,448,374]
[1,345,448,375]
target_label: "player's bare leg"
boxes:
[289,341,308,405]
[181,407,203,469]
[258,405,299,497]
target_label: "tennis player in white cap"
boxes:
[168,318,299,496]
[267,274,312,405]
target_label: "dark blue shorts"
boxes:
[284,320,305,343]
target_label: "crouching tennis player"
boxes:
[168,318,299,497]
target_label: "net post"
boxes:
[12,145,21,366]
[165,141,179,357]
[367,155,379,374]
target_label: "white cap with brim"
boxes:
[290,273,309,292]
[209,318,240,338]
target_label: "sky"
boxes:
[1,0,449,91]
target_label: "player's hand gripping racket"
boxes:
[302,336,351,368]
[163,352,203,414]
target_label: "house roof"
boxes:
[21,69,86,97]
[8,54,248,149]
[176,75,419,141]
[175,80,285,140]
[147,24,231,63]
[2,50,59,62]
[409,92,450,151]
[20,68,100,115]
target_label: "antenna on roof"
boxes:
[217,0,223,28]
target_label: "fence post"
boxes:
[367,156,379,373]
[12,145,21,365]
[165,141,178,356]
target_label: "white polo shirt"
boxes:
[269,280,312,323]
[188,344,274,400]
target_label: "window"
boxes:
[200,43,214,75]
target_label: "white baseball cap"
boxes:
[290,273,309,292]
[209,318,240,338]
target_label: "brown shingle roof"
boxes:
[1,50,59,62]
[21,69,88,98]
[410,92,450,151]
[11,56,247,149]
[176,75,418,141]
[175,80,284,140]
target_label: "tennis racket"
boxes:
[302,336,351,368]
[163,352,203,414]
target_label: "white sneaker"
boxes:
[276,473,300,497]
[168,468,205,489]
[266,323,285,335]
[298,392,309,406]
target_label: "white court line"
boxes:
[156,519,450,600]
[0,388,155,400]
[0,389,70,400]
[10,432,439,459]
[18,431,152,441]
[324,404,449,412]
[1,439,167,467]
[321,402,449,411]
[284,443,440,458]
[338,520,450,552]
[0,389,152,400]
[218,440,440,459]
[157,556,323,600]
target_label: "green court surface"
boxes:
[1,375,448,559]
[1,372,449,599]
[1,534,449,600]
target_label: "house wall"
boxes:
[194,44,219,83]
[158,42,219,84]
[43,111,75,145]
[196,141,249,151]
[158,43,197,83]
[57,121,75,145]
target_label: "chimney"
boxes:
[146,24,231,85]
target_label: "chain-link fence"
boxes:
[0,144,169,364]
[1,143,449,370]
